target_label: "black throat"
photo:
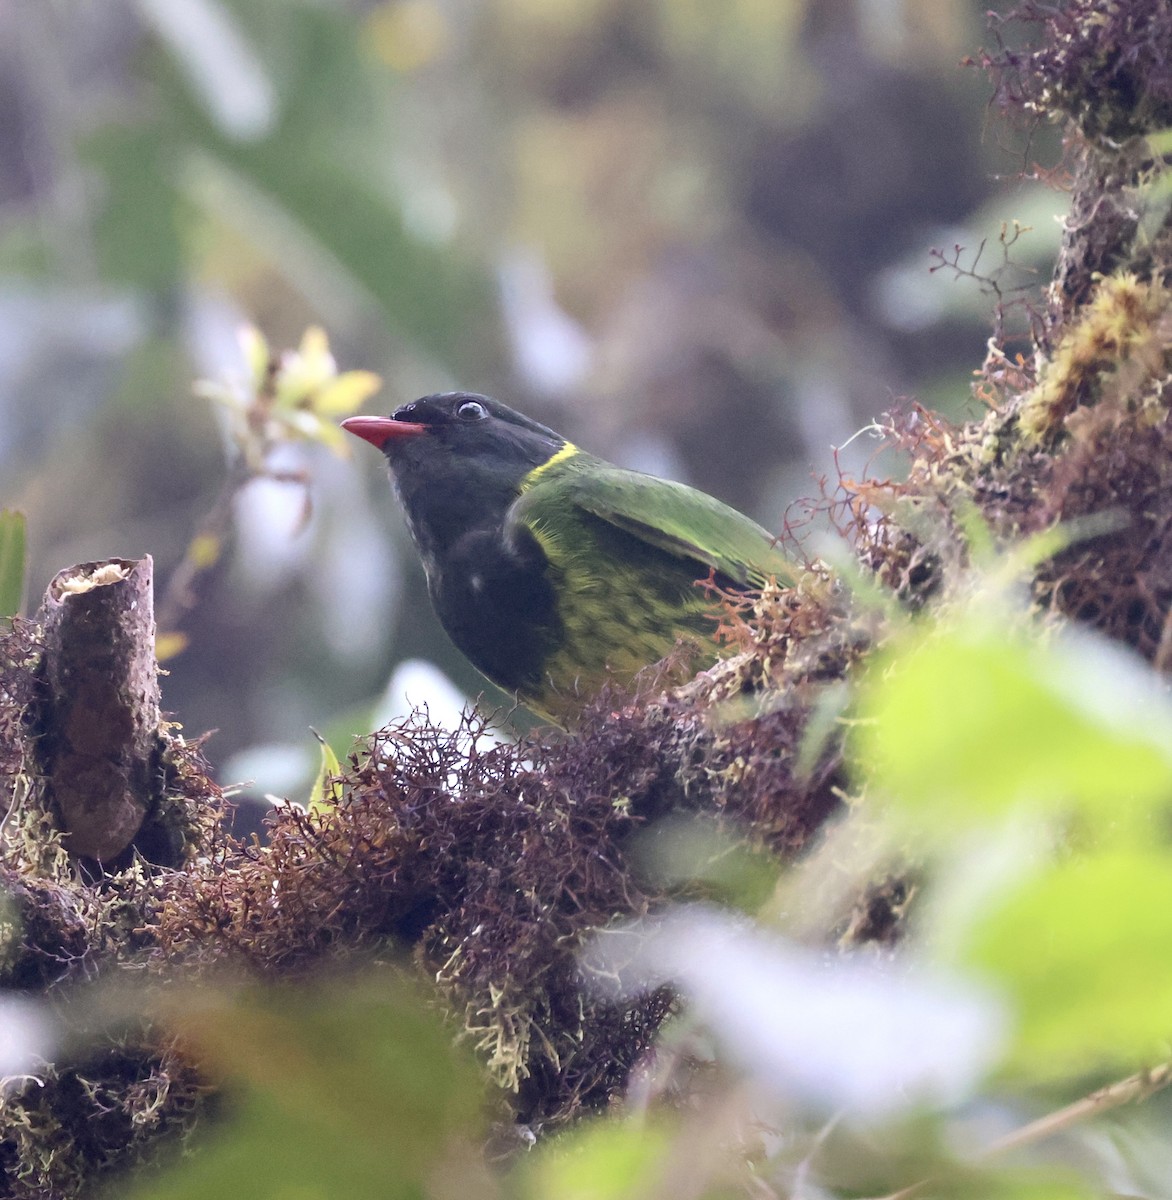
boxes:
[378,394,567,692]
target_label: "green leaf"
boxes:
[855,607,1172,833]
[307,729,343,814]
[965,848,1172,1077]
[123,974,486,1199]
[520,1118,675,1200]
[0,509,27,619]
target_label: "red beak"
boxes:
[341,415,428,449]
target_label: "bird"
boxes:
[342,393,793,724]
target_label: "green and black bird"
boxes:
[343,393,793,724]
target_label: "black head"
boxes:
[342,392,567,559]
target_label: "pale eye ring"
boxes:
[456,399,488,422]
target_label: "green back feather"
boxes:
[513,451,793,588]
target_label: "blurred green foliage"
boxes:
[858,581,1172,1096]
[120,974,489,1200]
[968,849,1172,1077]
[0,509,26,619]
[859,605,1172,828]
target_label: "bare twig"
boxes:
[868,1061,1172,1200]
[985,1061,1172,1156]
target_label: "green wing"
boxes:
[517,457,794,587]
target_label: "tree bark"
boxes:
[37,556,162,861]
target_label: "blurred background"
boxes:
[0,0,1063,808]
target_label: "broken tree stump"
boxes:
[37,556,162,861]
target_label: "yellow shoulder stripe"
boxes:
[522,441,579,489]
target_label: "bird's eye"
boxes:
[456,400,488,422]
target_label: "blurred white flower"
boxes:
[584,906,1005,1118]
[374,658,473,732]
[0,997,54,1085]
[498,248,593,395]
[221,741,316,802]
[233,460,316,591]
